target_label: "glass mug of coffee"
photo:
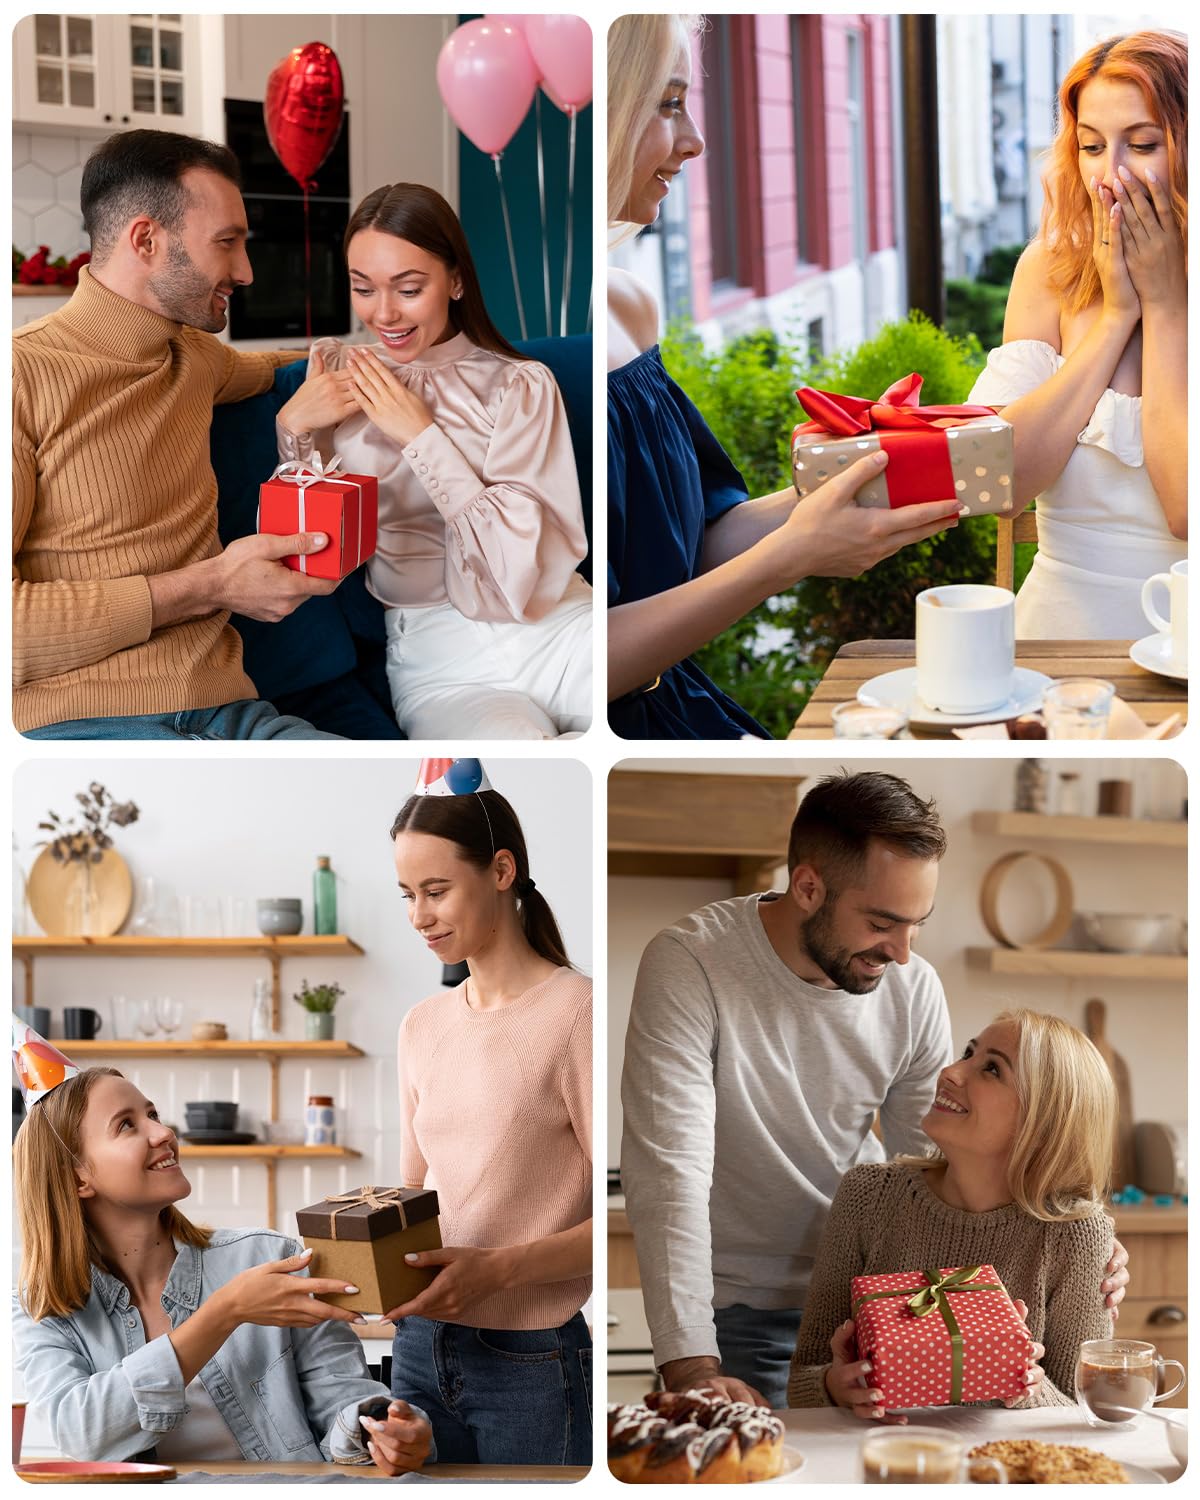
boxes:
[862,1427,1007,1484]
[1075,1338,1186,1428]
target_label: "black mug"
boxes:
[16,1006,51,1036]
[64,1007,103,1040]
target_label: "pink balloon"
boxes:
[524,14,592,113]
[484,14,528,36]
[436,19,537,158]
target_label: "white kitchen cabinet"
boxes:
[13,13,207,136]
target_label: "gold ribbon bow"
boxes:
[324,1184,412,1238]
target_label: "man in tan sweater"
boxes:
[13,130,350,738]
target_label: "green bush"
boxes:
[979,243,1025,286]
[662,313,1006,737]
[945,277,1009,351]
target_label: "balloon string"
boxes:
[535,92,551,339]
[303,184,313,344]
[560,108,577,337]
[494,155,528,341]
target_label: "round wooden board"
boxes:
[26,846,134,937]
[979,850,1074,949]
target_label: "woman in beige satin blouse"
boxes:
[277,183,591,739]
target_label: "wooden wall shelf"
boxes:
[62,1040,365,1059]
[179,1145,361,1160]
[970,811,1185,849]
[13,936,365,958]
[967,947,1186,981]
[609,770,801,893]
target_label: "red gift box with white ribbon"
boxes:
[850,1264,1032,1408]
[258,455,378,581]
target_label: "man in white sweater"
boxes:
[620,770,1128,1409]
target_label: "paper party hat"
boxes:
[12,1014,79,1107]
[414,759,493,797]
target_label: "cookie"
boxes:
[1027,1444,1129,1485]
[969,1440,1045,1484]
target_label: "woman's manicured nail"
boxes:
[1090,175,1097,191]
[404,1253,420,1263]
[344,1285,360,1294]
[1147,168,1157,184]
[861,1363,872,1374]
[1118,165,1131,181]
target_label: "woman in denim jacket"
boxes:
[12,1065,433,1471]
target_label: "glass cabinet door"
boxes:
[18,14,105,126]
[125,14,189,125]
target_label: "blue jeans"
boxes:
[389,1314,592,1465]
[714,1303,804,1410]
[23,699,341,740]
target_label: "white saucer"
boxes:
[857,667,1052,728]
[1130,632,1188,683]
[766,1445,806,1482]
[1120,1461,1167,1484]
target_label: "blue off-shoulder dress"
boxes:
[608,347,768,739]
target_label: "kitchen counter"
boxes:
[772,1405,1185,1483]
[169,1461,588,1481]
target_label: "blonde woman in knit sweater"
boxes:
[381,774,592,1463]
[788,1010,1117,1416]
[276,184,591,739]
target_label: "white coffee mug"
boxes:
[916,584,1015,714]
[1141,559,1188,672]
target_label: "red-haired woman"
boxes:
[971,30,1186,639]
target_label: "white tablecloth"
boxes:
[775,1405,1186,1483]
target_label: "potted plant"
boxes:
[293,979,344,1041]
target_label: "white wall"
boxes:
[13,757,592,1235]
[607,757,1186,1167]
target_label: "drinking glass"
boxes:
[862,1428,1006,1484]
[129,876,164,937]
[221,895,252,937]
[155,995,183,1039]
[1075,1338,1186,1428]
[1043,679,1115,739]
[184,896,222,937]
[109,994,131,1040]
[136,998,159,1040]
[832,701,909,740]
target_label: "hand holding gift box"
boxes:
[259,454,378,581]
[850,1264,1032,1408]
[296,1185,441,1315]
[791,373,1016,517]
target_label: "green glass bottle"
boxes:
[313,855,338,935]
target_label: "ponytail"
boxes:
[515,878,571,969]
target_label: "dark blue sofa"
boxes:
[211,334,592,739]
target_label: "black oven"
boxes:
[223,98,352,341]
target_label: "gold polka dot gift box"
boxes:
[791,374,1015,518]
[849,1265,1032,1408]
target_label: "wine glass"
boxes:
[136,998,158,1040]
[155,995,182,1039]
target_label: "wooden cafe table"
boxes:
[789,640,1187,738]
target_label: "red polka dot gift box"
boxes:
[850,1264,1032,1408]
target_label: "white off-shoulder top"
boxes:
[277,332,587,624]
[969,339,1184,639]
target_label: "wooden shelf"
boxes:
[178,1145,361,1160]
[12,935,364,958]
[609,770,800,892]
[967,947,1186,981]
[59,1040,364,1059]
[971,811,1185,849]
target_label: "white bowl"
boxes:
[766,1445,806,1483]
[1080,912,1174,953]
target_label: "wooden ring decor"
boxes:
[979,851,1074,950]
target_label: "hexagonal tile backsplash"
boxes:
[13,129,88,255]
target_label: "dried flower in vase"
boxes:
[37,782,140,864]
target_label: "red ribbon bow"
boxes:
[793,373,998,508]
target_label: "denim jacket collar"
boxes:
[90,1239,202,1317]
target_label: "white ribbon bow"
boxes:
[262,455,361,575]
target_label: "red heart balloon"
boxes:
[264,42,345,190]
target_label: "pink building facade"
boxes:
[612,13,907,357]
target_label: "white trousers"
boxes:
[383,574,593,739]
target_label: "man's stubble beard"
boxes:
[146,237,225,332]
[800,896,889,995]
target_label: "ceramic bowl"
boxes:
[185,1100,238,1128]
[256,898,303,937]
[1080,912,1174,954]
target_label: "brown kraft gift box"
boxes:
[296,1185,441,1315]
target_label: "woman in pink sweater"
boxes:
[382,761,592,1464]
